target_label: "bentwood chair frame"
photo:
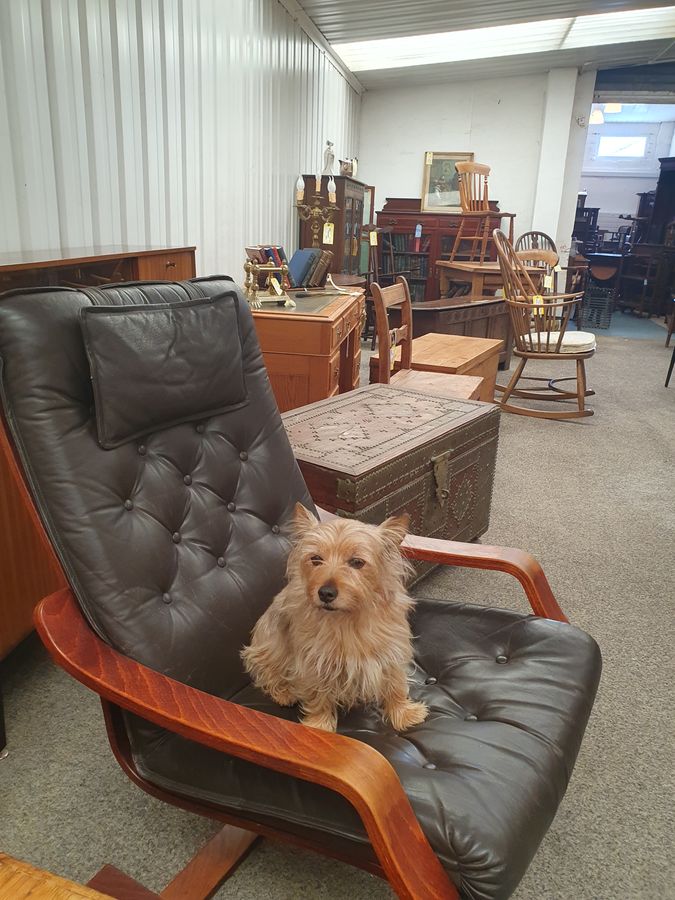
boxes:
[494,230,595,420]
[514,231,557,255]
[449,162,493,263]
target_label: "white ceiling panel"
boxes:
[296,0,675,43]
[295,1,675,88]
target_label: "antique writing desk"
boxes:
[251,289,364,412]
[0,245,196,291]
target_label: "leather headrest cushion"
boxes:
[80,291,248,449]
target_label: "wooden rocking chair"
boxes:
[493,230,596,420]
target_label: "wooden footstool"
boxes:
[370,333,503,402]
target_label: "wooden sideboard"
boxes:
[0,244,196,292]
[252,289,365,412]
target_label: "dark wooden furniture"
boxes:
[392,295,512,368]
[494,230,595,420]
[251,289,364,412]
[370,330,502,402]
[376,198,515,300]
[0,245,196,292]
[0,277,601,900]
[573,199,599,253]
[299,175,366,276]
[282,385,499,583]
[370,278,483,400]
[647,157,675,245]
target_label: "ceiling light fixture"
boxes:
[589,108,605,125]
[332,6,675,72]
[603,103,623,113]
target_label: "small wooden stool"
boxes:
[370,332,503,402]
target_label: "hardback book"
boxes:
[309,250,333,286]
[288,248,321,287]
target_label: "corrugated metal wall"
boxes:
[0,0,361,277]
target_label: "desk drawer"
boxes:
[136,250,195,281]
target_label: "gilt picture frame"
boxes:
[421,151,474,213]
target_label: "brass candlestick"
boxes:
[296,179,339,248]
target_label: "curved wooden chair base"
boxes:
[495,376,595,402]
[498,400,594,419]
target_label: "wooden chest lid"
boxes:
[282,385,494,478]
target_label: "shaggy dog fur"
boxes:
[241,503,429,732]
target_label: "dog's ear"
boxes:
[292,502,318,538]
[378,513,410,548]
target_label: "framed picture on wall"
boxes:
[421,151,474,212]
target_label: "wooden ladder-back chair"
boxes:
[449,162,492,263]
[493,230,597,419]
[0,277,601,900]
[370,276,483,400]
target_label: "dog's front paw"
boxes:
[387,700,429,732]
[301,712,338,732]
[268,686,297,707]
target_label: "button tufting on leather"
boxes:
[172,532,181,544]
[195,424,205,434]
[496,654,508,664]
[217,557,226,568]
[423,762,437,770]
[183,474,192,485]
[424,676,437,685]
[123,499,133,510]
[271,524,280,534]
[137,444,146,455]
[227,502,236,512]
[239,451,248,461]
[465,714,478,721]
[162,593,172,604]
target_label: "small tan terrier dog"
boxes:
[241,503,429,732]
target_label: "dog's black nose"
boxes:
[318,583,338,604]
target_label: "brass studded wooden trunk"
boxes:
[282,384,500,583]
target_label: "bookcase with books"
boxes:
[376,198,505,300]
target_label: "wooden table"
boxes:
[370,333,503,402]
[390,295,513,368]
[251,289,364,412]
[0,244,196,292]
[436,260,543,297]
[0,854,110,899]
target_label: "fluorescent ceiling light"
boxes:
[603,103,622,113]
[333,6,675,72]
[589,108,605,124]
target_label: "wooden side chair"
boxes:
[0,277,601,900]
[449,162,492,263]
[515,231,557,254]
[493,230,597,419]
[361,224,410,349]
[370,276,484,400]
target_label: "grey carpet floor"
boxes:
[1,334,673,899]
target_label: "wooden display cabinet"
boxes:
[298,176,366,276]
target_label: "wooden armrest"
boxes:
[34,588,457,900]
[402,534,567,622]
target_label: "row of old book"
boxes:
[245,245,333,289]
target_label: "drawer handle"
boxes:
[165,261,176,268]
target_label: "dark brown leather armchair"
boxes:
[0,277,601,900]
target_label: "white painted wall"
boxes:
[0,0,360,278]
[359,75,546,230]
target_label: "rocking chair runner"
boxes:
[0,277,601,900]
[493,230,597,420]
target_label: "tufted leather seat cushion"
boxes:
[0,278,601,900]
